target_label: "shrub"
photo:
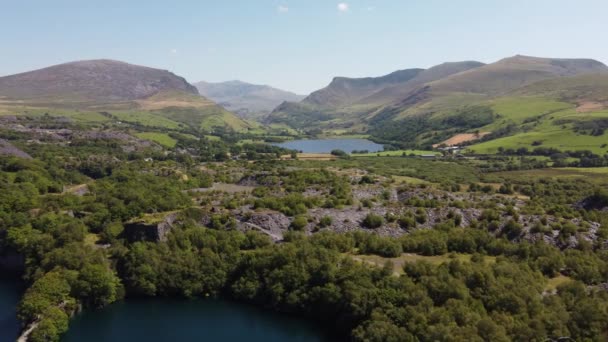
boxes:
[362,213,384,229]
[291,215,308,231]
[318,216,333,228]
[398,215,416,229]
[331,149,348,157]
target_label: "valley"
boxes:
[0,56,607,342]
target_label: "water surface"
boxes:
[0,278,22,342]
[273,138,383,153]
[62,298,330,342]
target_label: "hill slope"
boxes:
[302,68,424,108]
[267,61,485,128]
[268,55,608,154]
[195,80,304,120]
[368,56,608,151]
[0,60,250,131]
[0,59,198,104]
[428,55,608,95]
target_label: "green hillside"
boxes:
[0,60,252,133]
[269,55,608,154]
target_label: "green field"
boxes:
[469,126,608,154]
[493,167,608,185]
[112,111,183,129]
[135,132,178,148]
[0,106,111,124]
[468,97,608,154]
[289,156,480,184]
[488,97,572,123]
[353,149,439,157]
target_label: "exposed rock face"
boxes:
[237,211,290,241]
[124,212,179,242]
[0,139,32,159]
[575,195,608,212]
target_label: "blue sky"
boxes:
[1,0,607,94]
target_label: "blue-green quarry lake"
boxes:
[273,138,383,153]
[62,298,330,342]
[0,280,330,342]
[0,279,21,342]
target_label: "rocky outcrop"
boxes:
[0,139,31,159]
[124,212,179,242]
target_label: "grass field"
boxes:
[469,128,608,154]
[353,149,439,157]
[283,153,338,161]
[493,167,608,184]
[464,96,608,154]
[135,132,178,148]
[0,106,112,124]
[113,111,183,129]
[488,97,572,123]
[289,157,479,184]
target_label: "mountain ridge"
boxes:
[195,80,304,120]
[0,59,251,131]
[0,59,199,104]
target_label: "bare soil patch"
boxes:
[576,101,605,113]
[433,132,490,147]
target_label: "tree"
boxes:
[330,149,348,157]
[72,264,122,308]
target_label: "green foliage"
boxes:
[3,131,608,341]
[362,213,384,229]
[318,216,333,228]
[291,216,309,231]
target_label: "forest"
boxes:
[0,132,607,341]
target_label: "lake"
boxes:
[62,298,330,342]
[0,283,331,342]
[273,138,383,153]
[0,278,22,342]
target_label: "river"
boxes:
[273,138,383,153]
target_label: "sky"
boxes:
[1,0,608,94]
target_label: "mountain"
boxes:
[0,59,198,104]
[427,55,608,95]
[267,55,608,154]
[367,56,608,152]
[359,61,486,105]
[195,80,304,120]
[267,61,485,128]
[0,60,251,131]
[302,68,424,108]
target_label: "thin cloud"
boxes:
[367,6,376,11]
[337,3,349,12]
[170,48,178,55]
[277,5,289,13]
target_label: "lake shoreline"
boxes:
[272,138,384,154]
[61,296,334,342]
